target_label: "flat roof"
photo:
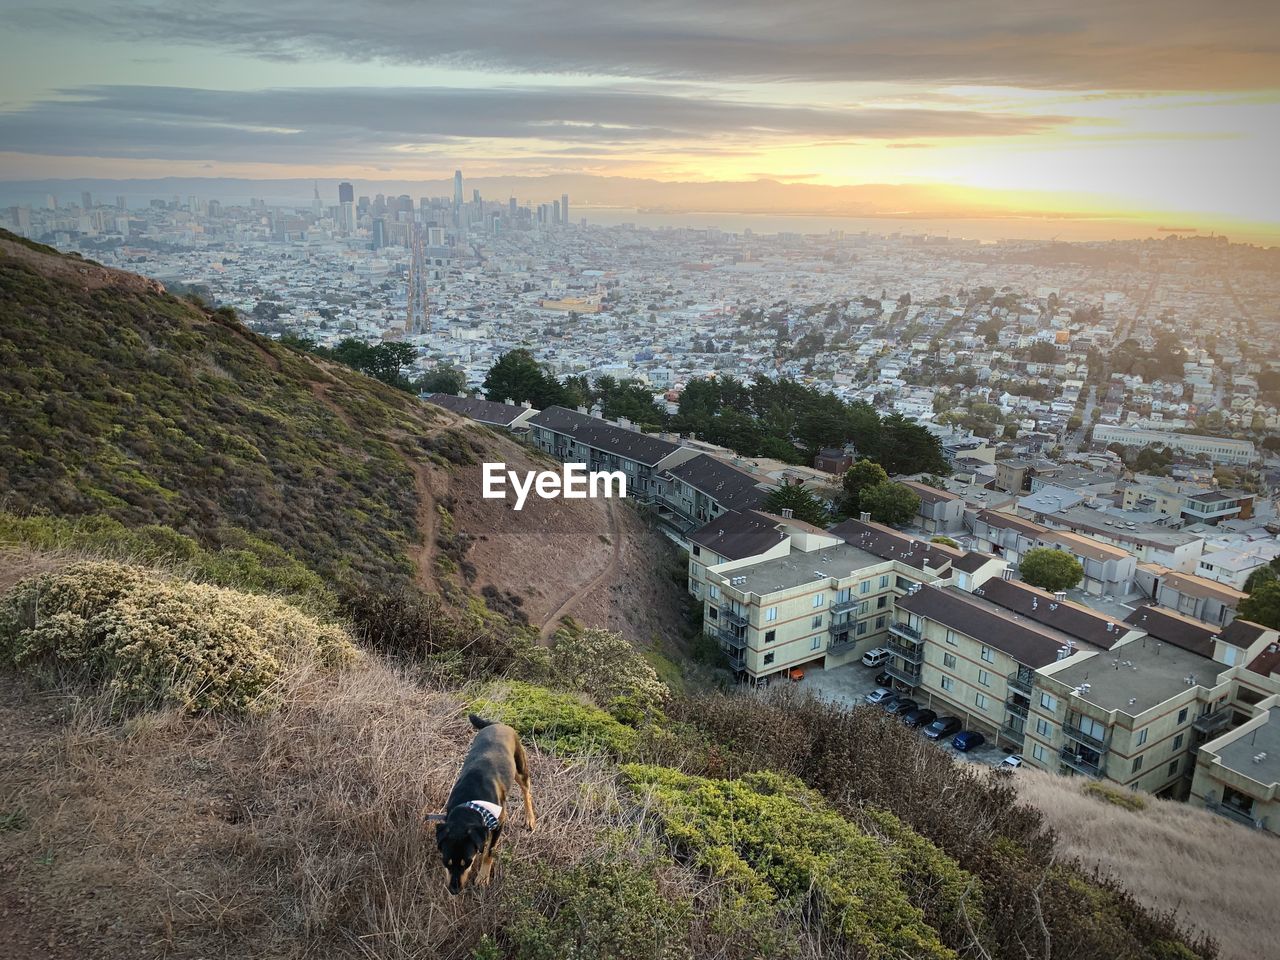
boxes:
[897,585,1069,668]
[1211,707,1280,786]
[1049,639,1218,715]
[722,540,885,596]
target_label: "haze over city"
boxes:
[1,0,1277,240]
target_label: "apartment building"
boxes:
[654,453,767,537]
[1121,478,1255,526]
[969,509,1136,597]
[900,479,965,535]
[1191,701,1280,833]
[1091,425,1257,466]
[1024,615,1280,799]
[1039,505,1204,573]
[1134,564,1245,627]
[423,392,537,435]
[528,405,698,503]
[694,514,999,681]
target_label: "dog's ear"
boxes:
[468,824,488,851]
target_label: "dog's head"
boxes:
[432,814,488,895]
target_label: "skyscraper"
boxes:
[81,191,92,210]
[561,193,569,225]
[338,181,354,204]
[453,170,463,227]
[312,182,323,217]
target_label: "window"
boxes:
[1168,759,1179,776]
[875,616,885,629]
[941,676,955,692]
[1173,734,1183,752]
[975,693,989,709]
[1036,718,1053,738]
[1177,707,1188,724]
[978,669,991,687]
[763,652,775,666]
[1132,756,1144,773]
[980,646,995,663]
[708,607,719,621]
[943,653,957,669]
[860,580,871,594]
[691,545,701,557]
[859,601,870,615]
[879,575,890,589]
[690,563,703,579]
[945,629,958,647]
[812,593,824,608]
[765,630,776,644]
[1136,728,1148,746]
[812,615,823,629]
[765,607,778,622]
[877,595,888,609]
[811,636,821,650]
[857,621,868,636]
[689,581,701,597]
[1040,692,1058,712]
[896,576,913,590]
[709,584,720,600]
[1032,744,1047,763]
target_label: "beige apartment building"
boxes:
[1190,701,1280,832]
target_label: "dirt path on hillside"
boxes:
[538,499,623,643]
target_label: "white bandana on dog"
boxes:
[460,800,503,831]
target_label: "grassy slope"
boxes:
[1017,768,1280,960]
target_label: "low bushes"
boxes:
[470,680,639,755]
[0,560,356,713]
[623,765,976,960]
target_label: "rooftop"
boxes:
[529,405,682,466]
[663,453,766,511]
[690,508,783,561]
[423,392,529,426]
[897,585,1071,668]
[718,540,886,597]
[1124,604,1220,658]
[1210,707,1280,786]
[1049,638,1219,715]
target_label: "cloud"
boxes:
[13,1,1280,91]
[0,84,1069,164]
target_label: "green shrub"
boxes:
[500,857,693,960]
[0,561,357,714]
[1083,781,1148,812]
[469,681,637,755]
[622,765,976,959]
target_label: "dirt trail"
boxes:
[538,499,623,643]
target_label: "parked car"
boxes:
[864,687,894,705]
[861,647,892,668]
[903,707,937,728]
[873,671,893,686]
[995,754,1024,770]
[885,697,917,716]
[951,731,986,752]
[923,716,963,740]
[787,667,805,682]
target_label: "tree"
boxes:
[860,482,920,527]
[840,459,889,516]
[762,483,830,526]
[483,349,567,409]
[415,364,466,395]
[1019,548,1084,593]
[930,535,960,548]
[1243,565,1277,594]
[1238,580,1280,630]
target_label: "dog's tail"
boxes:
[468,712,496,730]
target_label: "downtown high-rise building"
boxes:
[338,181,354,204]
[453,170,463,226]
[561,193,569,224]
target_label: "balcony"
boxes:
[884,662,921,687]
[721,608,749,628]
[827,618,855,636]
[887,642,923,665]
[1205,799,1265,830]
[831,598,859,614]
[1058,747,1105,778]
[828,635,857,656]
[1006,670,1035,695]
[717,628,747,651]
[721,650,746,671]
[999,721,1026,744]
[1062,721,1109,753]
[1192,707,1233,736]
[888,621,922,643]
[1004,697,1029,718]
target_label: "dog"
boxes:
[428,713,536,895]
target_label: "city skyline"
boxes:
[0,1,1277,240]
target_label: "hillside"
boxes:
[0,230,686,648]
[0,552,1225,960]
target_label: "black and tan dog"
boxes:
[428,713,536,894]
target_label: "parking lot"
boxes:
[794,662,1017,769]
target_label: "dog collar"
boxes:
[459,800,502,831]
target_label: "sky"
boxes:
[0,0,1277,236]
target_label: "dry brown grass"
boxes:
[0,650,773,960]
[1015,766,1280,960]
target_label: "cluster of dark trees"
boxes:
[482,351,948,477]
[280,335,465,396]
